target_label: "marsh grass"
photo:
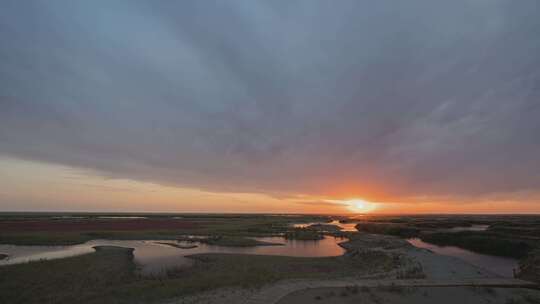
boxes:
[190,235,282,247]
[284,228,324,240]
[0,230,192,246]
[355,216,540,259]
[420,231,534,259]
[0,246,136,304]
[0,215,329,246]
[0,243,394,304]
[518,250,540,283]
[355,223,420,238]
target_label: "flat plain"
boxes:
[0,213,539,304]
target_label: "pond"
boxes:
[0,236,346,275]
[407,238,518,277]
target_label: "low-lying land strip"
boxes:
[178,235,284,247]
[0,214,330,245]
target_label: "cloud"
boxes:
[294,201,349,207]
[1,0,539,204]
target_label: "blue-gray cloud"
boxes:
[1,0,539,202]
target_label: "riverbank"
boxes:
[178,233,539,304]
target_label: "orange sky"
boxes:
[1,157,539,214]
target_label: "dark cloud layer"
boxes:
[1,0,539,202]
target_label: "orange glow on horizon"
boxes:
[324,198,379,213]
[2,157,540,214]
[344,198,378,213]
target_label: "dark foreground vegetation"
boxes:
[519,250,540,283]
[0,246,136,304]
[0,243,395,304]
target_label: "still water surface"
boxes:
[0,236,345,275]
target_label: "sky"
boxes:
[1,0,539,214]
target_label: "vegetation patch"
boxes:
[0,219,199,232]
[0,242,396,304]
[0,214,332,245]
[0,246,136,304]
[155,242,198,249]
[355,215,540,260]
[198,235,282,247]
[306,223,342,232]
[284,228,324,240]
[0,230,197,246]
[420,231,534,259]
[518,249,540,283]
[355,222,420,238]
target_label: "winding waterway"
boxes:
[0,236,345,275]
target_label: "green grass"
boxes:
[0,243,396,304]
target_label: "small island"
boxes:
[178,235,283,247]
[155,242,198,249]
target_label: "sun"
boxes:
[344,198,376,213]
[354,200,366,210]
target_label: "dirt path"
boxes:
[243,278,537,304]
